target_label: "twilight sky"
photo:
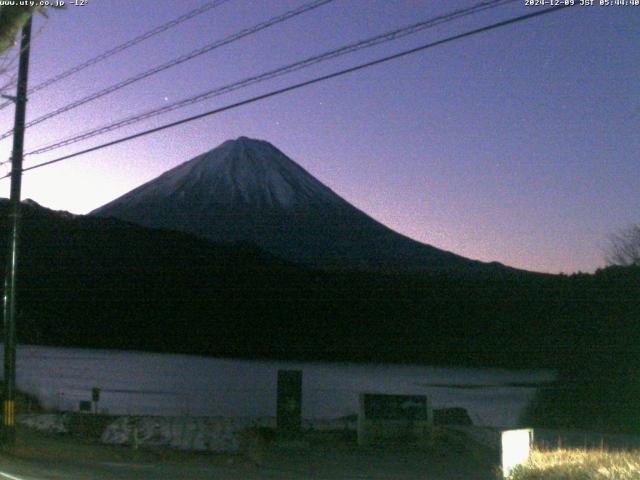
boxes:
[0,0,637,274]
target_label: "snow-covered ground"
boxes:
[2,345,554,427]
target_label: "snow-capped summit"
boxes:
[92,137,486,271]
[119,136,343,211]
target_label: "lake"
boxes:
[4,344,554,427]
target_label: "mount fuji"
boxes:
[92,137,500,272]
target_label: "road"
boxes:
[0,450,498,479]
[0,456,266,480]
[0,446,497,480]
[0,427,497,479]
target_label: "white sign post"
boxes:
[501,428,534,477]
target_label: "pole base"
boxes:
[0,424,16,447]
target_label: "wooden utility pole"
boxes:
[2,17,32,446]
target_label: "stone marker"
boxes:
[277,370,302,435]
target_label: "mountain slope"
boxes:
[0,200,637,370]
[91,136,497,272]
[0,199,529,364]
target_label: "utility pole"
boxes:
[2,18,32,446]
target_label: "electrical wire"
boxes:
[0,0,232,111]
[0,0,334,142]
[0,5,571,181]
[27,0,518,157]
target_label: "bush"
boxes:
[521,361,640,434]
[507,448,640,480]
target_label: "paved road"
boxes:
[0,457,266,480]
[0,426,497,479]
[0,444,496,479]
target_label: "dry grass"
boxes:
[507,448,640,480]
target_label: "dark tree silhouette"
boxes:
[0,5,62,94]
[606,225,640,267]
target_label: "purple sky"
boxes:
[0,0,637,274]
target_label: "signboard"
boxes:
[358,393,432,446]
[362,394,429,421]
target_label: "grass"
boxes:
[507,448,640,479]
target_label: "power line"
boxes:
[0,0,334,142]
[1,5,571,181]
[27,0,517,157]
[0,0,231,112]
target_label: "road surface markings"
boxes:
[0,471,26,480]
[101,462,155,469]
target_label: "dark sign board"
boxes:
[362,394,428,421]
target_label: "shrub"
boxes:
[507,448,640,480]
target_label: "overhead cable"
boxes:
[0,0,232,111]
[0,0,334,141]
[27,0,517,156]
[1,5,571,180]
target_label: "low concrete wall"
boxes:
[17,413,357,452]
[17,413,68,433]
[102,416,274,452]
